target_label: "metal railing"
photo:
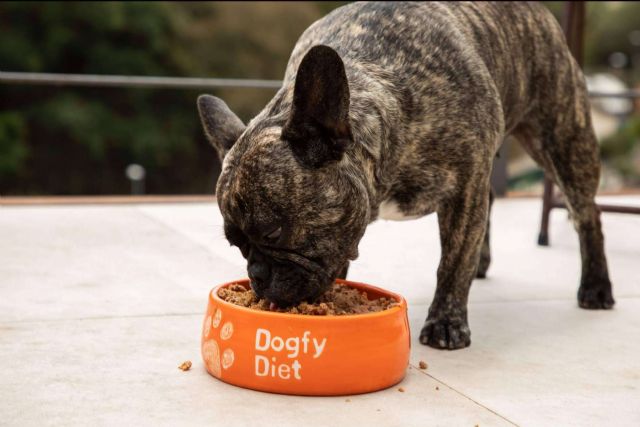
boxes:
[0,71,282,90]
[2,71,639,97]
[589,90,640,99]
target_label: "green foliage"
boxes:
[0,112,28,178]
[0,1,637,194]
[583,2,640,74]
[601,116,640,183]
[0,1,346,195]
[543,2,640,78]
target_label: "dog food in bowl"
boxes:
[218,282,399,315]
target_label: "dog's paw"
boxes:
[578,280,615,309]
[419,317,471,350]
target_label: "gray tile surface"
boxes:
[1,197,639,426]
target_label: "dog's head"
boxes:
[197,46,369,306]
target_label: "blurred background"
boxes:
[0,1,639,197]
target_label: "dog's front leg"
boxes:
[419,177,490,350]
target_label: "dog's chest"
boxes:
[378,200,422,221]
[377,197,438,221]
[374,160,456,222]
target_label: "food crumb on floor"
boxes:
[345,399,351,402]
[435,386,439,390]
[419,360,428,370]
[398,387,405,392]
[178,361,192,371]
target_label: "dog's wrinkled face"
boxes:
[198,46,369,306]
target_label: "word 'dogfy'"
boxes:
[254,328,327,380]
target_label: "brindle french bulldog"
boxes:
[197,1,615,349]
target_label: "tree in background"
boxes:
[543,2,640,186]
[0,1,637,195]
[0,1,345,195]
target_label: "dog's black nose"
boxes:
[247,248,271,289]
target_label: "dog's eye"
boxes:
[264,226,282,242]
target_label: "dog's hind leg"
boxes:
[546,107,614,309]
[475,188,494,279]
[513,81,614,309]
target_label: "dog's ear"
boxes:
[282,45,352,168]
[197,95,246,160]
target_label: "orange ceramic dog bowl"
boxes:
[201,279,410,396]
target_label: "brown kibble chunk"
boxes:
[436,386,440,390]
[178,360,192,371]
[398,387,405,392]
[419,360,428,370]
[219,282,399,315]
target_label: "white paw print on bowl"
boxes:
[212,308,222,328]
[203,308,222,340]
[203,308,236,377]
[220,321,233,340]
[202,339,221,377]
[203,315,212,338]
[222,348,235,370]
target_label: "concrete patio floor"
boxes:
[1,196,639,426]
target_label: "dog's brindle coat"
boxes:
[198,2,614,349]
